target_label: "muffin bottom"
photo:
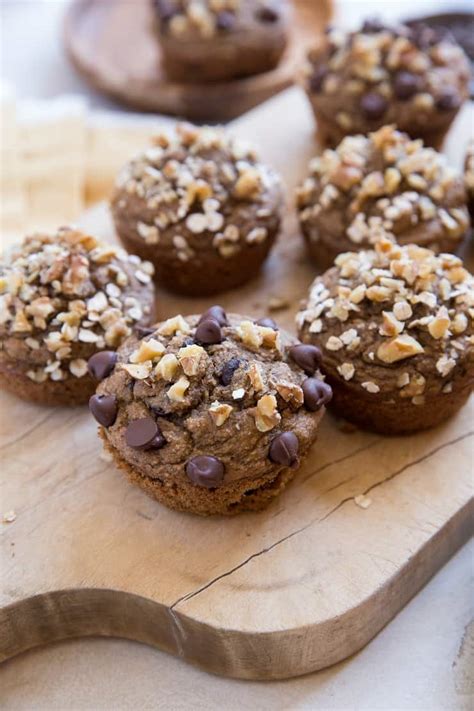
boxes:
[100,429,298,516]
[325,375,472,435]
[118,230,277,297]
[0,361,96,406]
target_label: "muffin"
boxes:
[89,307,331,515]
[152,0,290,83]
[304,20,471,148]
[0,227,155,406]
[465,140,474,219]
[296,238,474,435]
[111,123,283,296]
[296,126,470,271]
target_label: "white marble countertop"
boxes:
[1,1,473,709]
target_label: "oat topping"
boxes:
[297,239,474,401]
[296,126,469,252]
[305,20,470,130]
[114,123,281,260]
[0,228,154,383]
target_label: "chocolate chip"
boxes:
[436,90,460,111]
[125,417,166,450]
[256,6,279,23]
[186,455,225,489]
[89,394,117,428]
[136,326,156,339]
[198,305,228,327]
[393,71,421,100]
[409,23,441,49]
[216,10,235,31]
[219,357,241,386]
[87,351,117,381]
[360,92,388,120]
[288,344,322,375]
[302,378,332,411]
[153,0,176,23]
[309,65,328,93]
[362,18,385,34]
[269,432,299,468]
[256,317,278,330]
[195,317,223,345]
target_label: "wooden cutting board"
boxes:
[63,0,332,121]
[1,89,473,680]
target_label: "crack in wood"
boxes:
[300,437,380,486]
[170,430,474,612]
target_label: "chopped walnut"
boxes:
[377,335,424,363]
[167,375,190,402]
[155,353,179,382]
[254,394,281,432]
[209,401,233,427]
[177,344,206,376]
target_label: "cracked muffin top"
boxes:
[296,126,470,257]
[304,19,470,137]
[297,238,474,404]
[152,0,289,40]
[90,307,331,489]
[0,227,154,385]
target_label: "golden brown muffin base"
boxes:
[0,360,96,406]
[100,429,298,516]
[118,228,278,297]
[325,374,472,435]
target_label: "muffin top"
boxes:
[92,308,331,488]
[296,125,469,253]
[153,0,288,40]
[305,20,470,133]
[297,238,474,403]
[112,122,282,261]
[465,140,474,206]
[0,227,154,385]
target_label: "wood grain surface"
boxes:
[63,0,332,121]
[1,89,473,680]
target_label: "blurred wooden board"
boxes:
[63,0,332,121]
[1,89,473,680]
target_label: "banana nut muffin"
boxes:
[304,20,470,147]
[465,140,474,219]
[111,123,283,296]
[0,227,155,406]
[296,238,474,434]
[296,126,470,270]
[152,0,290,83]
[89,306,332,515]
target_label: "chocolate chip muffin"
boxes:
[465,140,474,219]
[296,126,470,271]
[152,0,290,83]
[90,307,331,516]
[0,227,155,406]
[296,238,474,435]
[304,20,471,148]
[111,123,283,296]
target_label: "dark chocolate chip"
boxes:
[153,0,176,23]
[288,344,322,375]
[219,357,241,386]
[256,6,279,23]
[87,351,117,381]
[393,71,421,100]
[360,92,388,120]
[89,394,117,428]
[362,18,385,34]
[136,326,156,339]
[125,417,165,450]
[256,317,278,330]
[269,432,299,468]
[309,64,328,93]
[198,305,228,327]
[409,23,442,49]
[216,10,235,31]
[436,90,460,111]
[195,317,223,345]
[186,455,225,489]
[302,378,332,412]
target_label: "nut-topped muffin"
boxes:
[296,238,474,434]
[111,123,283,296]
[89,306,331,515]
[152,0,290,83]
[465,140,474,219]
[0,227,155,406]
[296,126,470,270]
[304,20,471,147]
